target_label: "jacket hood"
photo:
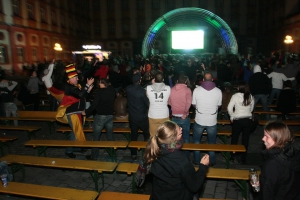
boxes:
[262,142,300,173]
[173,83,187,91]
[201,81,216,91]
[151,82,166,92]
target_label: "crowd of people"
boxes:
[0,51,300,199]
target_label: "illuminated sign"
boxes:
[82,45,102,50]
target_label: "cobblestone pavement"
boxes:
[0,116,299,200]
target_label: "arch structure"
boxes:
[141,7,238,57]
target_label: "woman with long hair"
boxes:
[227,82,255,164]
[142,121,209,200]
[259,121,300,199]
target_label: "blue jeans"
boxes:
[254,94,268,111]
[268,88,281,105]
[193,122,217,165]
[171,116,191,157]
[91,115,114,160]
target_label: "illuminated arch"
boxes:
[142,7,238,56]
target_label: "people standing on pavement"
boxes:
[140,121,209,200]
[0,79,18,126]
[192,72,222,166]
[85,78,115,160]
[126,72,150,161]
[56,64,94,158]
[147,71,171,136]
[227,82,255,164]
[259,121,300,200]
[168,74,192,157]
[27,70,43,110]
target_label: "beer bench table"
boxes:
[1,154,118,191]
[116,163,251,199]
[97,191,231,200]
[0,182,99,199]
[128,141,245,168]
[24,140,128,161]
[0,136,18,156]
[0,125,41,139]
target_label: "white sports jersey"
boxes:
[147,83,171,119]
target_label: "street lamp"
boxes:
[54,43,62,59]
[284,35,293,54]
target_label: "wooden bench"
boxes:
[253,110,300,115]
[2,154,118,191]
[0,182,99,199]
[293,132,300,137]
[25,140,128,161]
[0,125,41,139]
[128,141,245,168]
[97,191,230,200]
[116,162,251,199]
[259,120,300,126]
[0,136,18,156]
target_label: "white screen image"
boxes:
[172,30,204,49]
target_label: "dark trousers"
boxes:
[129,118,150,156]
[231,118,252,161]
[32,93,40,111]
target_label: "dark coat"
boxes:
[259,142,300,200]
[276,88,297,114]
[248,72,272,95]
[150,148,208,200]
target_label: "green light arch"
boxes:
[141,7,238,56]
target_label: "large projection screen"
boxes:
[171,30,204,50]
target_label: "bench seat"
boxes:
[0,136,17,156]
[259,120,300,126]
[0,125,40,139]
[0,182,98,200]
[2,154,118,191]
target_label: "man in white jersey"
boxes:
[147,71,171,136]
[192,72,222,166]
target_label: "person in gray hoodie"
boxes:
[27,70,43,110]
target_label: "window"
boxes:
[152,0,160,9]
[94,25,101,34]
[32,48,37,61]
[122,0,129,10]
[108,24,115,34]
[0,46,7,63]
[17,47,24,63]
[137,0,144,9]
[122,23,130,34]
[93,0,100,11]
[61,14,65,27]
[27,4,34,19]
[199,0,207,7]
[40,8,46,22]
[107,0,114,11]
[12,0,20,15]
[215,0,224,7]
[51,11,56,25]
[165,0,175,10]
[68,17,73,29]
[138,22,144,32]
[231,0,239,6]
[43,48,48,61]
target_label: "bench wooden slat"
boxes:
[128,141,245,152]
[24,140,128,149]
[259,120,300,126]
[0,182,98,200]
[0,136,17,142]
[0,125,40,132]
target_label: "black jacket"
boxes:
[259,142,300,200]
[64,83,89,114]
[150,148,208,200]
[126,83,149,121]
[249,72,272,95]
[277,88,297,114]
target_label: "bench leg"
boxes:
[217,135,228,144]
[220,152,230,169]
[105,148,117,162]
[122,133,131,142]
[131,173,137,193]
[47,122,55,134]
[89,170,104,192]
[234,180,248,199]
[37,146,48,157]
[10,164,25,181]
[26,131,36,140]
[0,141,12,156]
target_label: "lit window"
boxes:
[0,46,7,63]
[27,4,34,19]
[17,47,24,63]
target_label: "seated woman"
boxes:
[138,121,209,200]
[259,121,300,199]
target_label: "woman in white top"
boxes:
[227,82,254,164]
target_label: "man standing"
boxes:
[248,64,272,111]
[192,72,222,166]
[168,74,192,157]
[147,71,171,136]
[56,64,94,158]
[127,72,150,161]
